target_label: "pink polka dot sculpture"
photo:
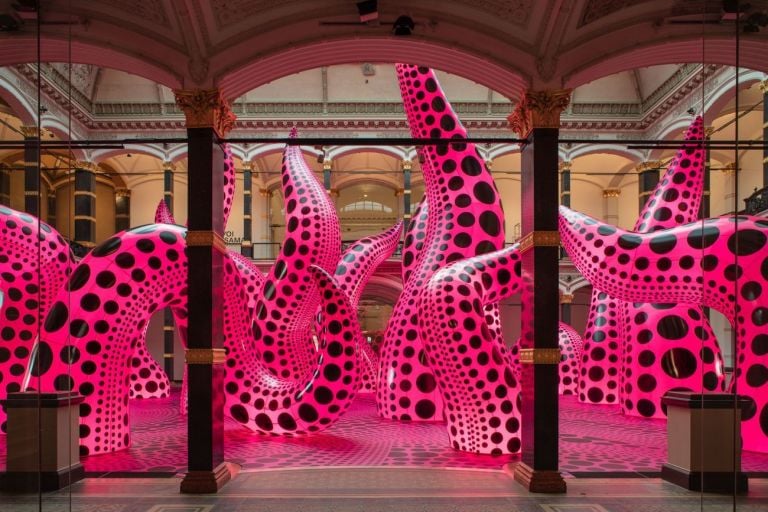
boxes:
[333,223,403,392]
[558,322,583,396]
[0,206,74,433]
[401,195,428,286]
[559,206,768,453]
[377,64,506,422]
[579,117,725,417]
[253,129,341,381]
[35,223,189,455]
[419,245,524,454]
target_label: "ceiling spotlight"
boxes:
[126,153,132,158]
[356,0,378,23]
[392,15,414,36]
[686,108,696,116]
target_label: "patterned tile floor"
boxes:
[2,389,768,475]
[1,469,767,511]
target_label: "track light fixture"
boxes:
[392,15,414,36]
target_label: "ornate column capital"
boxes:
[602,188,621,198]
[560,293,574,304]
[760,79,768,94]
[635,160,663,173]
[173,88,236,137]
[115,188,131,198]
[163,160,176,172]
[322,159,333,171]
[259,188,272,198]
[507,89,572,138]
[558,160,572,172]
[704,126,716,138]
[401,159,412,171]
[74,160,99,172]
[721,162,737,176]
[19,126,39,138]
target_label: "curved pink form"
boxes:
[580,117,710,406]
[128,343,171,400]
[334,223,403,392]
[35,224,188,455]
[377,65,506,421]
[419,245,524,454]
[559,206,768,452]
[222,143,236,230]
[401,196,428,285]
[223,264,361,435]
[154,200,176,225]
[255,129,341,380]
[558,322,583,396]
[0,205,73,432]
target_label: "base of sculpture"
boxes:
[180,461,234,494]
[508,462,566,493]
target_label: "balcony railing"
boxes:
[743,186,768,216]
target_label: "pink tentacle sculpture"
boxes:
[401,196,428,285]
[221,143,236,230]
[0,205,74,432]
[580,116,714,407]
[128,342,171,399]
[419,245,524,454]
[35,224,189,455]
[223,264,361,434]
[559,206,768,452]
[154,200,176,225]
[558,322,583,396]
[377,64,506,421]
[334,223,403,392]
[255,129,341,380]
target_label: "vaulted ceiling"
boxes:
[1,0,766,102]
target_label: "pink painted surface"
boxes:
[377,64,506,422]
[419,245,523,454]
[221,143,236,229]
[580,117,718,409]
[0,206,74,432]
[560,206,768,452]
[334,223,403,393]
[35,223,189,455]
[154,200,175,224]
[401,195,428,285]
[558,322,583,396]
[254,129,341,380]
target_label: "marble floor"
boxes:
[0,467,766,511]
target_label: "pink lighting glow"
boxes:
[560,206,768,453]
[377,64,506,422]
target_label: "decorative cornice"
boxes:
[186,230,228,253]
[518,230,561,253]
[636,160,663,173]
[173,88,236,136]
[519,348,562,365]
[508,89,572,137]
[185,348,226,365]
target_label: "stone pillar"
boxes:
[174,87,236,493]
[637,161,661,214]
[160,161,177,379]
[701,127,713,219]
[258,188,273,258]
[115,188,131,232]
[560,293,573,325]
[21,126,40,217]
[0,163,11,206]
[241,161,253,258]
[722,162,737,213]
[507,88,570,493]
[163,160,175,214]
[761,80,768,187]
[73,161,97,248]
[402,159,412,234]
[46,190,57,227]
[602,188,620,224]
